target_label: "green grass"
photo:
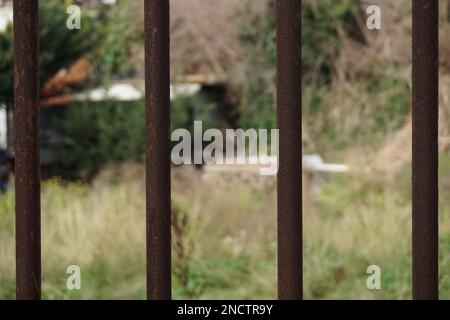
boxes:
[0,160,449,300]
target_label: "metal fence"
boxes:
[11,0,439,300]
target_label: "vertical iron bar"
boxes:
[412,0,439,300]
[13,0,41,300]
[145,0,171,300]
[276,0,302,300]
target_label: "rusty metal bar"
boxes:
[276,0,302,300]
[13,0,41,300]
[412,0,439,300]
[144,0,171,300]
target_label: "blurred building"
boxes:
[0,1,12,32]
[73,0,117,7]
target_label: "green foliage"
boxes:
[52,96,203,179]
[91,1,143,77]
[172,199,207,298]
[0,1,103,104]
[38,1,101,86]
[52,100,146,179]
[236,0,363,130]
[171,96,194,131]
[0,190,14,235]
[171,95,214,131]
[0,0,137,105]
[236,0,276,130]
[0,24,13,104]
[368,77,410,133]
[302,0,363,82]
[303,76,411,153]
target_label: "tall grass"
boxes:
[0,161,449,299]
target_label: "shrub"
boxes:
[52,96,199,179]
[52,100,146,179]
[0,0,104,105]
[235,0,363,130]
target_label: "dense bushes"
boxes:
[236,0,411,156]
[52,100,145,179]
[52,96,199,179]
[236,0,363,130]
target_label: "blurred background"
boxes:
[0,0,449,299]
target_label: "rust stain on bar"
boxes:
[145,0,172,300]
[412,0,439,300]
[276,0,302,300]
[13,0,41,300]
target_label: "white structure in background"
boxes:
[203,153,348,196]
[0,2,13,32]
[73,83,144,102]
[0,104,7,150]
[303,154,349,196]
[73,82,201,102]
[302,154,349,173]
[207,154,348,174]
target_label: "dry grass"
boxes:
[0,164,278,299]
[0,159,449,299]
